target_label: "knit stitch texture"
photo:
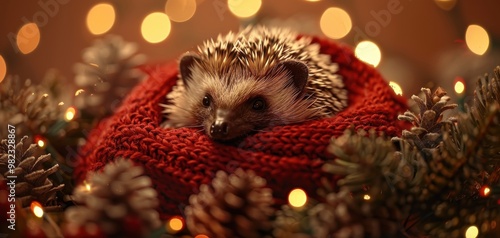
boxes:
[75,35,410,219]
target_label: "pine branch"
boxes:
[409,66,500,236]
[321,129,424,236]
[325,130,397,190]
[458,67,500,164]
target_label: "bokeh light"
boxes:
[165,0,197,23]
[465,24,489,55]
[17,23,40,54]
[454,79,465,94]
[465,225,479,238]
[0,55,6,83]
[434,0,457,11]
[65,107,76,121]
[75,89,85,96]
[288,188,307,208]
[141,12,171,43]
[31,201,44,218]
[355,41,382,67]
[320,7,352,39]
[480,186,491,197]
[34,135,46,148]
[389,81,403,96]
[167,216,184,233]
[84,180,91,192]
[228,0,262,18]
[86,3,116,35]
[363,194,371,200]
[194,235,209,238]
[37,139,45,148]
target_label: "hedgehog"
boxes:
[161,26,348,141]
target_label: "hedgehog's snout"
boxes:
[209,109,231,140]
[210,120,229,137]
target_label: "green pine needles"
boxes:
[315,66,500,237]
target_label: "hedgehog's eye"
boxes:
[251,98,266,111]
[202,94,211,107]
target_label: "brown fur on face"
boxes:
[163,56,320,141]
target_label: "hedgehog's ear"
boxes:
[179,53,201,86]
[276,60,309,93]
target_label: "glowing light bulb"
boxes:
[288,188,307,208]
[141,12,171,43]
[355,41,382,67]
[86,3,116,35]
[465,25,489,56]
[83,180,91,192]
[389,81,403,96]
[167,216,184,232]
[37,138,45,148]
[481,186,491,197]
[454,79,465,94]
[0,55,6,83]
[17,23,40,54]
[31,201,44,218]
[320,7,352,39]
[465,225,479,238]
[434,0,457,11]
[165,0,197,22]
[227,0,261,18]
[363,194,371,200]
[65,107,76,121]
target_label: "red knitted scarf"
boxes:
[75,36,410,219]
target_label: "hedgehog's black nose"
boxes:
[210,120,229,137]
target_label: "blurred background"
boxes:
[0,0,499,103]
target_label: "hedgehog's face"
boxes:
[199,88,284,141]
[178,53,311,141]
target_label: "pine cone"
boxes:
[73,35,146,118]
[0,76,63,137]
[309,190,400,238]
[185,169,274,238]
[0,136,64,207]
[394,87,457,157]
[65,158,161,237]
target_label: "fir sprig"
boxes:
[321,129,417,237]
[417,67,500,236]
[372,67,500,237]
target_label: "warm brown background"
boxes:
[0,0,499,99]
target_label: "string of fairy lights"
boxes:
[0,1,495,237]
